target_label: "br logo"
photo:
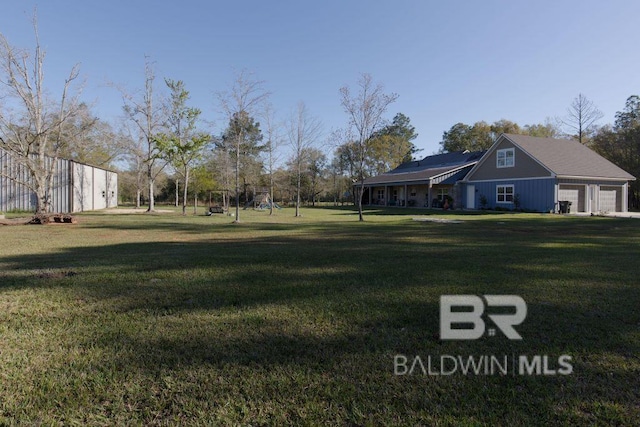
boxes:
[440,295,527,340]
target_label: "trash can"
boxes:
[558,200,572,214]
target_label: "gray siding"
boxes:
[467,139,551,181]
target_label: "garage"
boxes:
[558,185,583,213]
[599,187,619,212]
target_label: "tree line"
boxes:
[1,17,638,218]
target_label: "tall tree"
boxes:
[306,148,327,206]
[490,119,522,137]
[339,73,398,221]
[261,103,282,215]
[154,79,210,215]
[0,15,82,214]
[58,103,127,168]
[121,57,166,212]
[593,95,640,209]
[440,122,493,152]
[368,113,419,174]
[523,119,562,138]
[287,102,322,217]
[440,119,562,152]
[121,123,147,208]
[563,93,604,144]
[219,110,264,216]
[217,70,269,222]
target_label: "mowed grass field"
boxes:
[0,206,639,425]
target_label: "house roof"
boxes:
[502,134,636,180]
[363,150,485,185]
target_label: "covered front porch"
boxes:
[361,183,455,208]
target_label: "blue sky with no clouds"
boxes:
[1,1,639,156]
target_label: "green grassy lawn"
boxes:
[0,206,639,425]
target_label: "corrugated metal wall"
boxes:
[0,148,117,213]
[0,149,34,211]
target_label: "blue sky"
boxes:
[1,1,639,156]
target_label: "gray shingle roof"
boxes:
[363,150,484,185]
[503,134,636,180]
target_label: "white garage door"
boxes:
[558,188,579,212]
[599,190,617,212]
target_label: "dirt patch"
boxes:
[0,217,31,226]
[37,270,78,279]
[412,217,464,224]
[103,208,175,214]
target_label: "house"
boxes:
[462,134,636,213]
[0,148,118,213]
[360,150,485,208]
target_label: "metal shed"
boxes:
[0,148,118,213]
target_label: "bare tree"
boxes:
[120,57,166,212]
[261,103,283,215]
[0,15,82,214]
[563,93,604,144]
[339,74,398,221]
[287,102,323,217]
[217,70,269,223]
[119,120,147,209]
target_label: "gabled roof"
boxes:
[502,134,635,180]
[363,150,485,185]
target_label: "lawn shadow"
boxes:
[0,215,639,423]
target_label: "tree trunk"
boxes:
[147,161,155,212]
[147,179,155,212]
[182,168,189,216]
[295,159,301,217]
[235,139,240,222]
[194,192,198,215]
[269,178,274,216]
[175,180,179,207]
[357,182,364,221]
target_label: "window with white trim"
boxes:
[377,189,384,200]
[496,148,515,168]
[497,185,514,203]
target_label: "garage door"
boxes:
[558,188,580,212]
[599,189,617,212]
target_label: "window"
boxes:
[497,148,515,168]
[377,189,384,200]
[497,185,514,203]
[437,188,449,201]
[392,189,398,201]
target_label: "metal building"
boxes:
[0,148,118,213]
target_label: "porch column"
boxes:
[427,182,432,208]
[623,182,629,212]
[384,185,388,206]
[404,184,408,207]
